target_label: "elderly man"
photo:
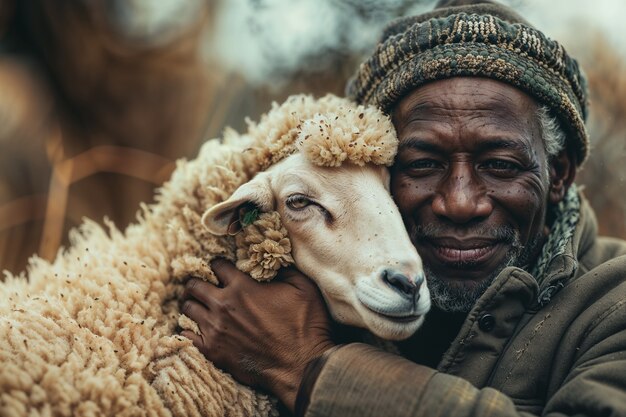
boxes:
[180,1,626,416]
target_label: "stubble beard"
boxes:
[410,224,544,313]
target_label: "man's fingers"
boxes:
[276,266,308,282]
[183,278,219,307]
[180,330,203,348]
[211,258,248,287]
[181,299,210,323]
[277,267,318,291]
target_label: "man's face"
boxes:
[391,77,552,312]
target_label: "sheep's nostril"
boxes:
[382,269,418,297]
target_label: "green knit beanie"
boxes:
[347,0,589,165]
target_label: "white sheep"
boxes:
[0,94,430,417]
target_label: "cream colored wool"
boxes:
[0,94,397,417]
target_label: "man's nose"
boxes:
[432,163,492,223]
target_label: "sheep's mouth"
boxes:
[381,313,422,323]
[355,280,429,325]
[361,303,424,323]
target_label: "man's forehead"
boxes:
[393,78,537,123]
[391,78,543,158]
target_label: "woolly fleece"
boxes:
[0,94,397,417]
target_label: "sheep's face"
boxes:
[203,154,430,340]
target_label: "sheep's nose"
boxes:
[382,269,423,298]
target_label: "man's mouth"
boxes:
[421,238,503,266]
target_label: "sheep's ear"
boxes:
[202,173,273,235]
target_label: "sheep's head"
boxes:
[202,95,430,341]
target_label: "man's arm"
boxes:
[300,301,626,417]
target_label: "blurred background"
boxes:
[0,0,624,275]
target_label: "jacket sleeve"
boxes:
[300,343,524,417]
[301,301,626,417]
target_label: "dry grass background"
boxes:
[0,0,624,275]
[576,34,626,238]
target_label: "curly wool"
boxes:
[0,94,397,417]
[235,212,294,281]
[297,108,397,168]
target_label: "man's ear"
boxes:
[548,148,577,204]
[202,173,273,235]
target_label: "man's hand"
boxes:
[180,259,335,412]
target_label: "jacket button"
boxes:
[478,313,496,332]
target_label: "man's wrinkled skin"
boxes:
[391,78,574,311]
[180,78,575,413]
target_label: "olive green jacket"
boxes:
[303,198,626,417]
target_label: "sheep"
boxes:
[0,94,430,417]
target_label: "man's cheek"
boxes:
[391,182,413,215]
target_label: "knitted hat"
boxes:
[347,0,590,165]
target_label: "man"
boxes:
[180,1,626,416]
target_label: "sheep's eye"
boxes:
[286,194,312,211]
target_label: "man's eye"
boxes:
[481,160,520,172]
[286,195,312,210]
[408,159,441,170]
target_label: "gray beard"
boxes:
[410,224,544,313]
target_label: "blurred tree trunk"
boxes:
[0,1,216,274]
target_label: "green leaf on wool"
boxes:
[241,208,259,227]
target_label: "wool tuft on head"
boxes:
[296,106,397,167]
